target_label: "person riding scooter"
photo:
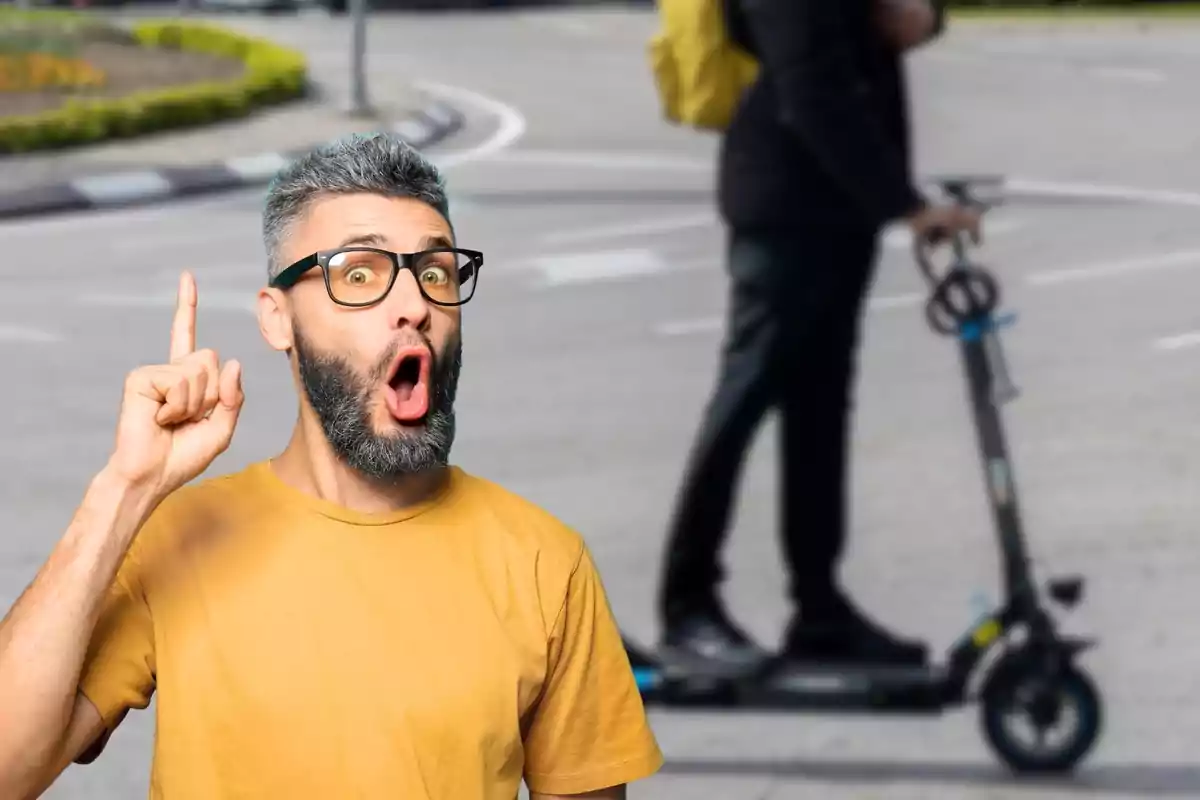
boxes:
[655,0,981,681]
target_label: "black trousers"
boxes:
[658,223,880,624]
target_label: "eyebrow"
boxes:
[337,232,388,248]
[335,232,454,251]
[418,233,455,250]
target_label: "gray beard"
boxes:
[293,325,461,483]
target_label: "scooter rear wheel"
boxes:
[980,657,1103,774]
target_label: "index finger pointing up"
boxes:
[170,271,197,362]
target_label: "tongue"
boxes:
[386,379,429,422]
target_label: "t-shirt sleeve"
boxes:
[522,542,664,796]
[75,555,157,762]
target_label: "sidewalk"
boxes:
[0,59,464,219]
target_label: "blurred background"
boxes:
[2,0,1200,798]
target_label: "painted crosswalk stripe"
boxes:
[532,248,672,287]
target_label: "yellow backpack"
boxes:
[647,0,759,132]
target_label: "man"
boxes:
[656,0,982,679]
[0,133,663,799]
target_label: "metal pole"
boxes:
[349,0,371,116]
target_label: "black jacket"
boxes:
[718,0,927,233]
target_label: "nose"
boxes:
[383,268,432,331]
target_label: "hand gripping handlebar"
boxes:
[912,176,1019,402]
[912,177,1002,337]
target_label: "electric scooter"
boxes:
[622,176,1103,775]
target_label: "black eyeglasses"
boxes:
[270,246,484,308]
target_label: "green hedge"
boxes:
[0,18,307,155]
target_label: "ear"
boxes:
[257,287,293,352]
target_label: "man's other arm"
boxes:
[739,0,926,225]
[0,468,160,799]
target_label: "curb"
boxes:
[0,100,466,222]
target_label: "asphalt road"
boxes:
[4,8,1200,799]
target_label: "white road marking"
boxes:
[225,152,293,182]
[479,149,713,172]
[540,212,718,246]
[540,208,1022,252]
[869,292,924,310]
[657,317,724,337]
[1003,176,1200,209]
[393,118,434,144]
[1027,248,1200,286]
[71,171,174,205]
[656,242,1200,336]
[656,292,924,337]
[658,234,1200,335]
[532,248,672,287]
[1153,331,1200,352]
[415,81,527,170]
[535,222,1200,300]
[0,326,62,343]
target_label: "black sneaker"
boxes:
[783,597,929,668]
[657,602,770,681]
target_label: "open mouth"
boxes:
[383,346,431,423]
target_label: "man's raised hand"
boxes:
[107,272,245,499]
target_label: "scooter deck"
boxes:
[628,641,953,714]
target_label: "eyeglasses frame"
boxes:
[269,246,485,308]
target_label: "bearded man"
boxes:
[0,133,663,800]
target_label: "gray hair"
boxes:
[261,132,452,280]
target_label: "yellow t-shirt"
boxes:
[76,460,663,798]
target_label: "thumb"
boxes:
[206,359,244,436]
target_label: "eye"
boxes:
[344,266,376,285]
[419,266,450,286]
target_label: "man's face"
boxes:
[261,193,463,482]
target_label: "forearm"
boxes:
[0,466,159,778]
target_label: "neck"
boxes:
[271,415,449,515]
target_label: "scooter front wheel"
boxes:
[980,656,1103,774]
